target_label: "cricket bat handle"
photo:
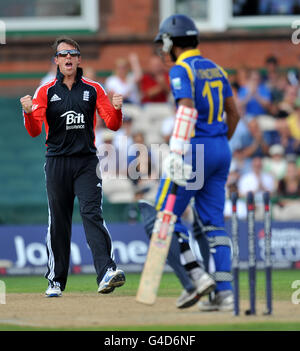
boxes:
[165,183,178,211]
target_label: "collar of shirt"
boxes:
[176,48,202,64]
[56,67,83,85]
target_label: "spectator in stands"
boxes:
[259,0,297,15]
[114,115,134,148]
[238,156,276,199]
[273,158,300,220]
[224,162,247,220]
[127,131,158,202]
[83,66,97,80]
[95,119,109,150]
[161,114,175,144]
[263,144,287,180]
[40,59,57,85]
[114,115,134,176]
[159,106,177,145]
[297,156,300,176]
[230,150,248,177]
[232,66,248,91]
[287,53,300,86]
[231,82,245,116]
[260,55,288,116]
[240,117,270,158]
[96,129,118,178]
[105,54,142,104]
[134,183,153,201]
[139,54,170,104]
[128,131,157,183]
[230,79,270,174]
[261,55,279,85]
[265,118,300,155]
[268,73,289,117]
[286,97,300,145]
[277,158,300,198]
[97,125,135,204]
[276,84,298,117]
[226,160,241,193]
[228,83,246,144]
[238,69,272,117]
[230,117,270,174]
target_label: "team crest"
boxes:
[172,77,182,90]
[83,90,90,101]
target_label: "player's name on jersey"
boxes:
[196,68,223,80]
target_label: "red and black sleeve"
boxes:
[23,85,48,138]
[95,84,123,131]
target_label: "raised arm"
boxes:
[21,86,48,137]
[96,86,123,131]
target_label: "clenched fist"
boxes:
[112,94,123,110]
[20,95,33,114]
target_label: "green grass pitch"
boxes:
[0,270,300,331]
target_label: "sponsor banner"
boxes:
[0,221,299,275]
[0,223,149,275]
[231,221,300,270]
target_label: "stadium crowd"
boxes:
[88,53,300,220]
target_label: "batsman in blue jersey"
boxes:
[150,14,240,311]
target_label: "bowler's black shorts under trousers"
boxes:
[44,155,116,290]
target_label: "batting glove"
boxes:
[162,152,193,187]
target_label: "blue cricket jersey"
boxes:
[169,49,233,138]
[156,49,234,293]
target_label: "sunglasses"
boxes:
[56,49,81,58]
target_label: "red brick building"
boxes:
[0,0,298,96]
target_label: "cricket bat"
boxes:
[136,183,178,305]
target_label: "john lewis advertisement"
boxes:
[0,221,299,275]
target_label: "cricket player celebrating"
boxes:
[20,36,125,297]
[153,14,240,311]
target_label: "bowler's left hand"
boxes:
[112,94,123,110]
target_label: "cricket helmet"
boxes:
[154,14,199,53]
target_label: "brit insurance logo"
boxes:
[61,111,85,130]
